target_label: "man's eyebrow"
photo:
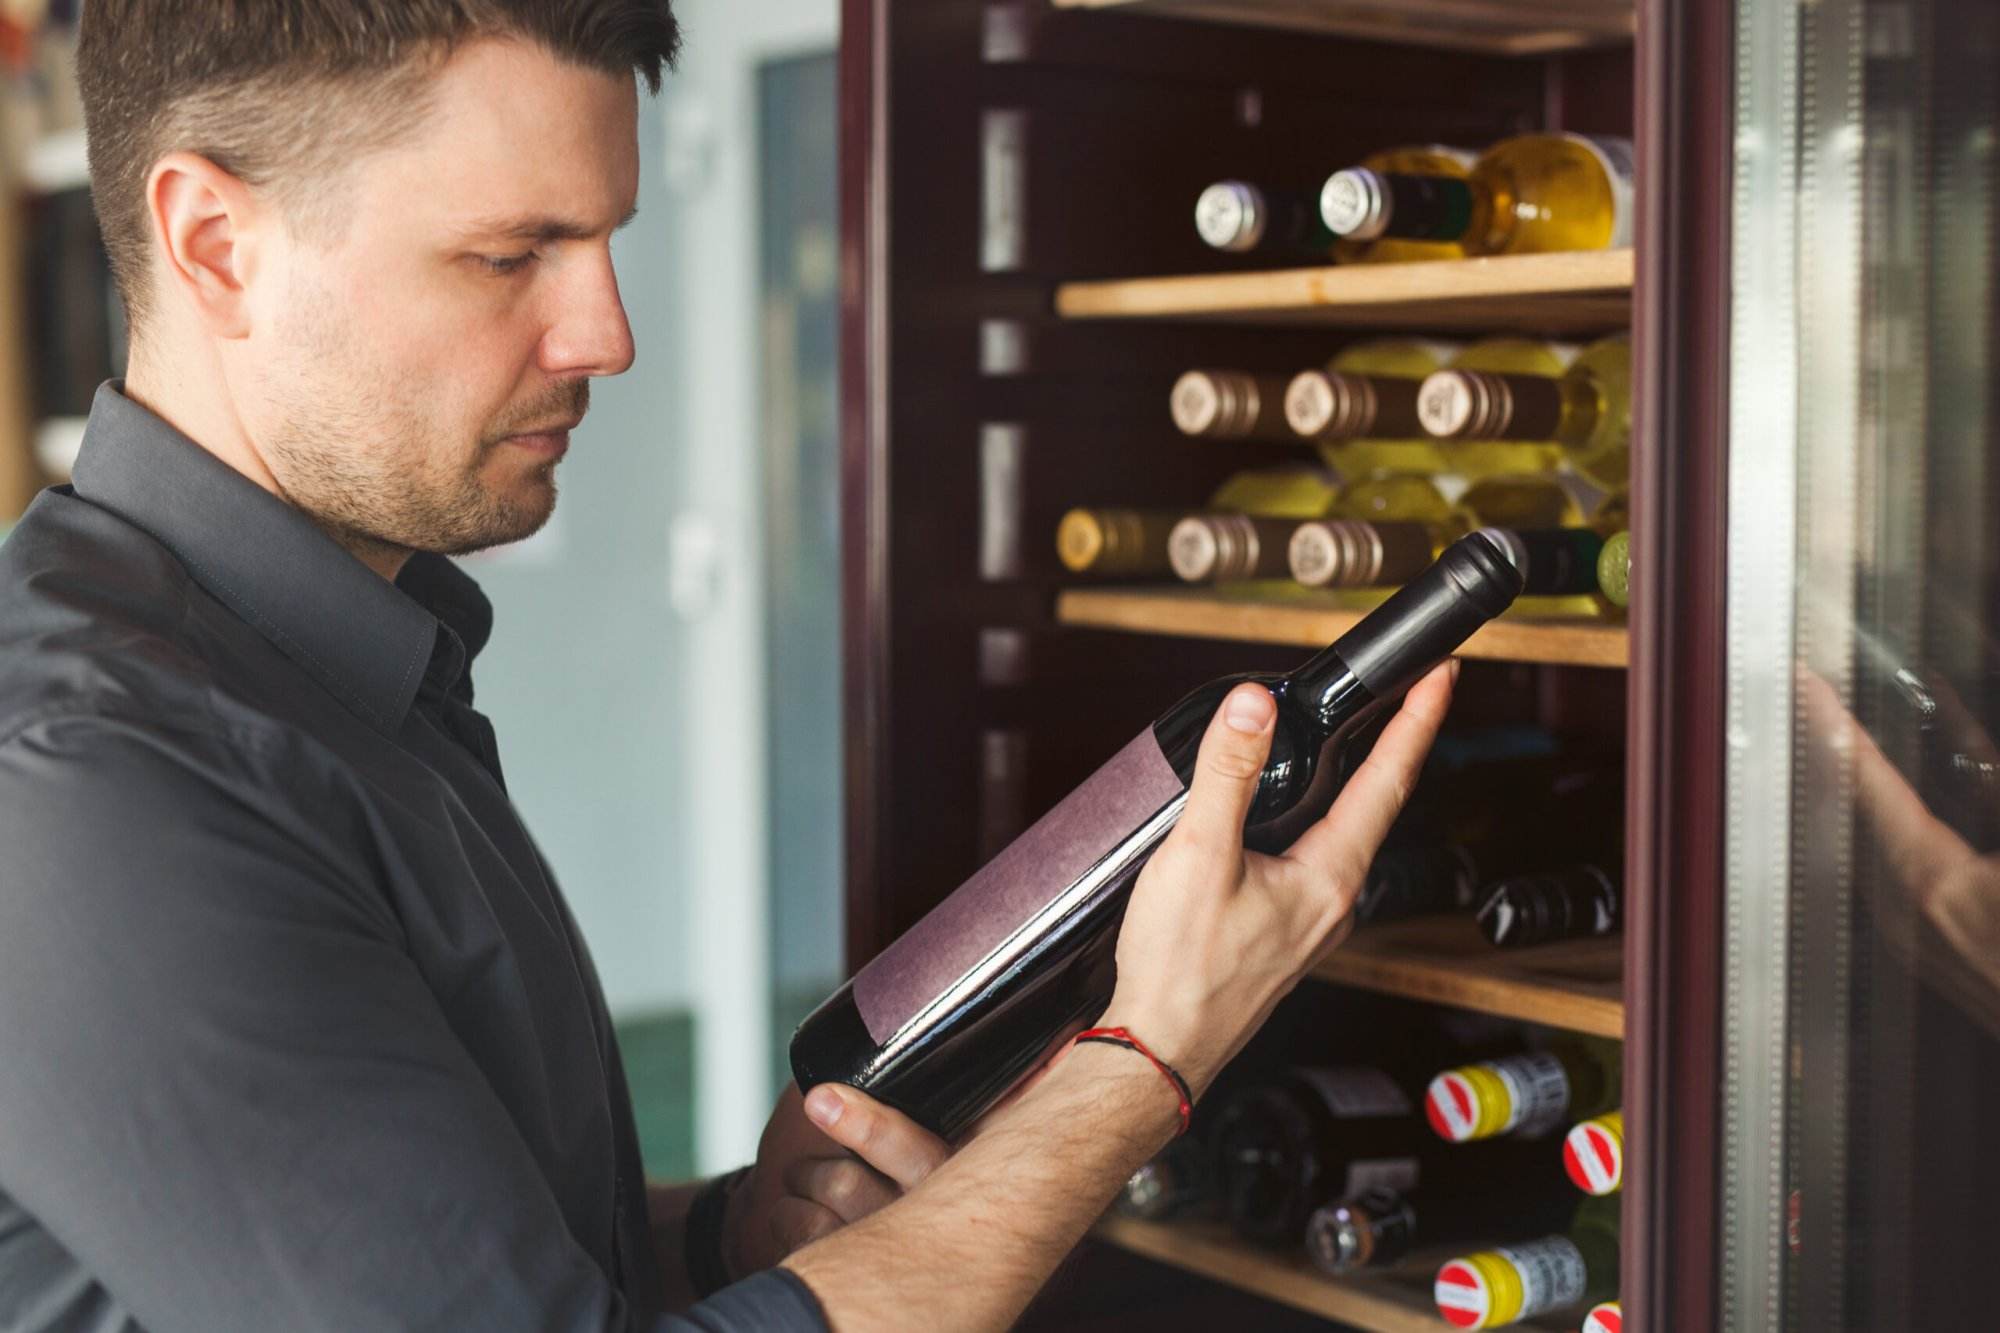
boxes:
[459,205,641,244]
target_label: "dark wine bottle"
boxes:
[1195,180,1338,259]
[789,534,1525,1140]
[1475,862,1622,948]
[1358,753,1622,925]
[1118,1133,1220,1222]
[1215,1066,1560,1248]
[1308,1178,1581,1275]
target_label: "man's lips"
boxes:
[500,419,581,458]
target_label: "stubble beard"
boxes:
[266,379,585,565]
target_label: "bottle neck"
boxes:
[1282,640,1376,734]
[1284,371,1424,440]
[1322,168,1478,243]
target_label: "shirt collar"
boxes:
[69,382,495,734]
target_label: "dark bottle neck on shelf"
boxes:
[1322,168,1477,243]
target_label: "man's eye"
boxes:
[479,252,538,275]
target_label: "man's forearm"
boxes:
[780,1040,1181,1332]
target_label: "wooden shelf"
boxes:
[1095,1216,1445,1331]
[1316,914,1624,1038]
[1050,0,1634,56]
[1054,249,1633,335]
[1055,586,1629,669]
[1093,1216,1572,1331]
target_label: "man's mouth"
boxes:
[500,419,583,459]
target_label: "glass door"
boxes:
[1722,0,2000,1326]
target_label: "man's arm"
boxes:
[0,714,822,1333]
[781,666,1457,1331]
[782,1037,1178,1331]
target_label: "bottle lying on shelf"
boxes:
[1599,529,1632,608]
[1057,466,1342,578]
[1195,179,1340,261]
[1475,860,1622,948]
[1358,752,1621,924]
[1118,1132,1220,1222]
[1168,513,1312,584]
[1170,368,1297,443]
[1292,522,1604,600]
[1420,333,1632,490]
[1307,1175,1582,1276]
[1425,1039,1622,1145]
[1321,132,1634,260]
[1584,1299,1624,1333]
[1564,1110,1625,1197]
[790,533,1526,1140]
[1284,338,1461,477]
[1215,1064,1563,1249]
[1323,145,1477,265]
[1433,1195,1621,1329]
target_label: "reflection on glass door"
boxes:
[1725,0,2000,1327]
[758,51,842,1098]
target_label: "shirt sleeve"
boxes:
[659,1270,827,1332]
[0,714,827,1333]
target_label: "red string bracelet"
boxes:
[1068,1026,1194,1138]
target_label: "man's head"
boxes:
[76,2,680,570]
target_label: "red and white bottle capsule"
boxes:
[1563,1110,1625,1195]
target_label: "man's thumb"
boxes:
[1174,683,1275,857]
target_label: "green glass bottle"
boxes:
[1432,1195,1621,1328]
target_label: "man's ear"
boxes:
[144,151,268,340]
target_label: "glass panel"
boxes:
[1725,0,2000,1327]
[758,51,844,1098]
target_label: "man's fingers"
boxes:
[767,1194,844,1254]
[1286,660,1456,892]
[801,1084,951,1192]
[782,1154,899,1225]
[1171,683,1277,870]
[1801,668,1972,898]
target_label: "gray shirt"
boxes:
[0,385,827,1333]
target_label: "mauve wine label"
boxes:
[852,729,1185,1047]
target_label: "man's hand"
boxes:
[1801,668,2000,1036]
[776,666,1456,1332]
[1106,660,1459,1099]
[722,1080,952,1279]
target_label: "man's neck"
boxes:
[122,354,411,582]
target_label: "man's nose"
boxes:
[541,251,636,379]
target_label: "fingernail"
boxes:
[1450,657,1463,682]
[1224,687,1272,734]
[804,1087,844,1128]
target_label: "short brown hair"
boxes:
[77,1,681,330]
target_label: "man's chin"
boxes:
[435,481,558,558]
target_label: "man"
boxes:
[0,3,1453,1329]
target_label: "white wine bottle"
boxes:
[1597,530,1631,609]
[1419,334,1631,489]
[1059,467,1341,578]
[1171,369,1297,443]
[1164,468,1344,585]
[1323,133,1634,258]
[1285,338,1462,478]
[1563,1110,1625,1197]
[1433,1196,1620,1328]
[1425,1040,1621,1144]
[1324,145,1477,265]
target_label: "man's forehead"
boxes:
[367,39,641,239]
